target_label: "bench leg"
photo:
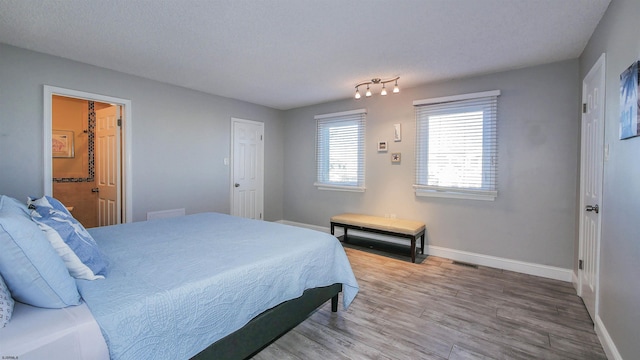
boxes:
[421,233,425,254]
[332,224,348,242]
[411,236,416,263]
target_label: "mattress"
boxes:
[77,213,359,360]
[0,301,109,360]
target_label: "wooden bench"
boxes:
[330,213,426,263]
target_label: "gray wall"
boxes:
[0,44,284,221]
[283,60,580,269]
[579,0,640,358]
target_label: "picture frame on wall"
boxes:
[391,152,401,163]
[52,130,75,158]
[377,141,388,152]
[619,60,640,140]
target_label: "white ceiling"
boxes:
[0,0,610,110]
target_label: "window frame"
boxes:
[413,90,499,201]
[314,109,366,192]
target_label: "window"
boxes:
[315,109,366,191]
[414,90,499,201]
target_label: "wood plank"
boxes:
[449,344,497,360]
[496,305,601,345]
[252,248,605,359]
[549,333,607,360]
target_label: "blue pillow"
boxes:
[31,206,108,279]
[0,274,14,328]
[0,195,81,308]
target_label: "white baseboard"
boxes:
[426,245,572,282]
[595,315,623,360]
[277,220,329,233]
[277,219,572,282]
[552,270,620,359]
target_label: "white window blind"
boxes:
[414,90,499,201]
[315,109,366,192]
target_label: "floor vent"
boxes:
[452,261,479,269]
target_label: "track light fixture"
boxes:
[354,77,400,99]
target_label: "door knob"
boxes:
[235,183,240,187]
[91,188,100,193]
[585,204,599,214]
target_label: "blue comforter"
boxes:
[77,213,358,360]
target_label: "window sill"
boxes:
[314,183,365,193]
[414,186,496,201]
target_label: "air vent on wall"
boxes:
[146,208,186,221]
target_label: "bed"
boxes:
[0,195,359,360]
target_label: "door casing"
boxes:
[43,85,133,223]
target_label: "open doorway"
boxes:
[43,86,133,225]
[50,96,120,228]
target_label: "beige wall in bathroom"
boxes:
[51,95,98,228]
[53,182,98,228]
[52,95,89,178]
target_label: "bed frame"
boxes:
[192,283,342,360]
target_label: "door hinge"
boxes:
[582,103,587,113]
[260,135,263,141]
[117,118,122,127]
[259,213,262,219]
[579,259,583,270]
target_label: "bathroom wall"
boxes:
[51,95,98,228]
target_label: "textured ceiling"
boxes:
[0,0,610,110]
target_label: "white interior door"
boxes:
[231,118,264,219]
[578,53,605,321]
[95,105,121,226]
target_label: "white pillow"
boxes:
[30,205,108,281]
[32,218,105,280]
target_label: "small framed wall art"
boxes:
[52,130,75,158]
[391,153,401,163]
[377,141,388,152]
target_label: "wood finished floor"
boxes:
[252,245,606,360]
